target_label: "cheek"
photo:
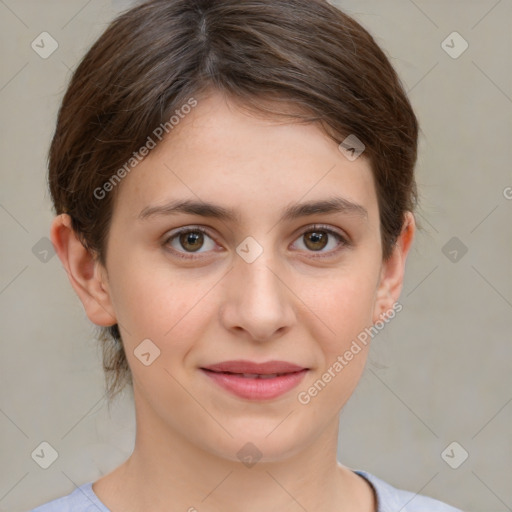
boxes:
[106,252,208,347]
[307,265,379,353]
[298,275,378,411]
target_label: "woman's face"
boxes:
[91,90,411,462]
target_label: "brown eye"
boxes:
[292,225,348,256]
[164,227,217,258]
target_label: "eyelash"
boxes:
[163,224,350,260]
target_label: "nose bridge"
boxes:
[241,250,281,298]
[236,232,281,292]
[239,244,285,307]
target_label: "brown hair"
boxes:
[48,0,419,402]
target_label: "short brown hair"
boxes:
[48,0,419,402]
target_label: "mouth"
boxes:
[199,361,309,400]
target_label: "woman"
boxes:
[30,0,463,510]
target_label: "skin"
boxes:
[51,89,415,512]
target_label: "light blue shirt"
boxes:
[28,470,464,511]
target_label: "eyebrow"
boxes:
[138,196,368,223]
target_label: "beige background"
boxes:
[0,1,511,511]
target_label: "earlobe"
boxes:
[50,214,117,327]
[372,212,415,323]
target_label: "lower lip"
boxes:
[200,369,308,400]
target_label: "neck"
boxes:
[93,390,375,512]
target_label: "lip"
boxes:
[200,360,309,400]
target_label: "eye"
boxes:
[163,224,349,260]
[291,224,349,256]
[163,226,217,258]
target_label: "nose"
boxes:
[219,250,296,342]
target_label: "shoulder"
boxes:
[355,470,465,512]
[28,482,110,512]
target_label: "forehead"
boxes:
[111,91,378,225]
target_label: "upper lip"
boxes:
[201,360,308,375]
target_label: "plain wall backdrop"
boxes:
[0,1,511,511]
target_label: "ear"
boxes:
[50,214,117,327]
[372,211,415,323]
